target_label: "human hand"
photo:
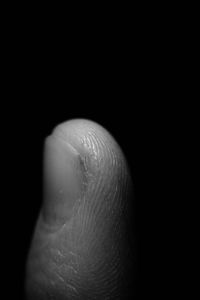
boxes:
[25,119,136,299]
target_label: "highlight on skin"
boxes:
[25,119,136,299]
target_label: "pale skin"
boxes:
[25,119,136,299]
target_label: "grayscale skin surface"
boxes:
[25,119,136,299]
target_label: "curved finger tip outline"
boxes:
[42,118,131,230]
[26,119,135,299]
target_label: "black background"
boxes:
[2,10,174,299]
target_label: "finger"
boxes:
[26,119,135,300]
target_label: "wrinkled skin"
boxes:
[25,119,137,299]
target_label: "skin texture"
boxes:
[25,119,136,299]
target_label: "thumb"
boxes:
[26,119,135,300]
